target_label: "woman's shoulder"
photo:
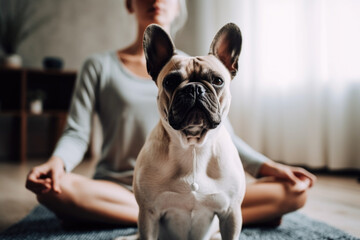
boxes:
[83,50,116,66]
[79,51,119,75]
[175,49,190,57]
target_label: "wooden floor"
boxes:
[0,159,359,237]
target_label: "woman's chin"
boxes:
[142,16,172,30]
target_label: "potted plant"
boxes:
[28,89,46,114]
[0,0,49,68]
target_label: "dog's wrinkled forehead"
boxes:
[158,55,231,84]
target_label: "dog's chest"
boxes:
[152,146,243,213]
[152,185,235,240]
[154,175,239,216]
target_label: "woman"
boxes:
[26,0,316,227]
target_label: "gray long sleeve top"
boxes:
[53,51,269,190]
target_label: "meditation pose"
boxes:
[26,0,316,228]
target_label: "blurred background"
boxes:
[0,0,359,237]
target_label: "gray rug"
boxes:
[0,205,358,240]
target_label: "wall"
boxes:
[17,0,136,70]
[13,0,204,70]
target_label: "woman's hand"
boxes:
[258,160,317,192]
[26,156,65,194]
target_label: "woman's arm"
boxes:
[52,55,102,172]
[224,119,316,190]
[224,118,270,177]
[258,160,316,191]
[26,56,102,195]
[26,156,65,194]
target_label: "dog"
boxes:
[126,23,245,240]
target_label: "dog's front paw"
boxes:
[210,232,222,240]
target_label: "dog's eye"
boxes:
[163,74,182,91]
[212,77,224,87]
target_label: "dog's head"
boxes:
[144,23,242,145]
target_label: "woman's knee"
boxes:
[36,174,77,206]
[280,184,308,213]
[36,175,81,220]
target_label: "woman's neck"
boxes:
[117,23,171,79]
[123,23,171,56]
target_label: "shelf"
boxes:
[0,111,22,116]
[0,67,22,73]
[27,111,68,117]
[27,68,77,75]
[0,67,76,75]
[0,111,68,117]
[0,67,77,162]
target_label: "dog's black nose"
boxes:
[184,84,206,97]
[196,85,205,96]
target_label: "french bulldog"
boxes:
[131,23,245,240]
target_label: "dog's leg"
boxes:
[218,205,242,240]
[138,208,159,240]
[208,216,221,240]
[210,232,222,240]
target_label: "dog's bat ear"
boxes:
[143,24,176,81]
[209,23,242,79]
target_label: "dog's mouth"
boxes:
[168,83,221,134]
[168,104,219,142]
[180,108,209,139]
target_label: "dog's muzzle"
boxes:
[168,82,221,133]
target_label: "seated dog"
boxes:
[133,22,245,240]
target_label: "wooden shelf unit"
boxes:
[0,67,77,162]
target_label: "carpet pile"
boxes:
[0,205,358,240]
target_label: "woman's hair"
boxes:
[171,0,188,38]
